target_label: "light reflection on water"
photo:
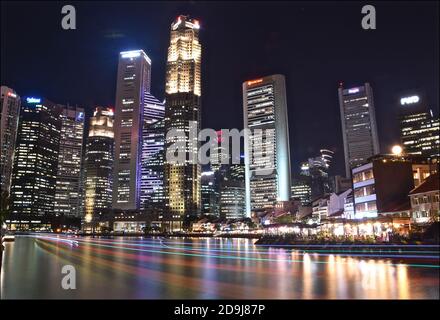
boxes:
[1,236,438,299]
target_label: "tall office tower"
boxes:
[0,86,21,195]
[77,156,86,218]
[54,106,85,217]
[140,93,165,210]
[84,107,114,221]
[201,170,220,216]
[210,130,229,172]
[399,93,439,159]
[291,179,312,206]
[220,182,246,220]
[338,83,380,178]
[228,163,245,182]
[164,15,202,228]
[11,97,62,218]
[243,75,291,217]
[308,149,334,199]
[219,160,246,220]
[113,50,152,210]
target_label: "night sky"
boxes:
[1,1,438,177]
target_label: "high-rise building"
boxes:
[84,107,114,221]
[220,182,246,220]
[330,175,352,194]
[291,179,312,206]
[201,170,219,216]
[243,74,291,217]
[338,83,380,178]
[113,49,152,210]
[307,149,334,200]
[398,92,439,159]
[54,106,85,217]
[210,130,229,172]
[11,97,62,219]
[228,163,245,182]
[140,93,165,210]
[164,15,202,228]
[0,86,21,195]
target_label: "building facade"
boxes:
[0,86,21,195]
[54,105,85,217]
[201,170,220,216]
[291,179,312,206]
[338,83,380,178]
[113,49,152,210]
[243,75,291,217]
[399,92,439,159]
[409,173,439,224]
[330,175,352,194]
[352,155,418,219]
[140,93,165,210]
[220,182,246,220]
[84,107,114,222]
[10,97,62,220]
[308,149,334,200]
[210,130,230,172]
[164,15,202,228]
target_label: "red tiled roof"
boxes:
[409,173,439,195]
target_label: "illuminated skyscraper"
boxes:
[220,163,246,220]
[243,74,292,217]
[308,149,334,199]
[140,93,165,210]
[113,50,152,210]
[84,107,114,221]
[291,180,312,206]
[399,92,439,159]
[220,182,246,220]
[164,15,202,228]
[201,170,219,216]
[210,130,229,172]
[54,106,85,217]
[338,83,380,177]
[11,97,62,218]
[0,86,21,195]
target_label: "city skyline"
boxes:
[1,1,439,303]
[2,2,438,177]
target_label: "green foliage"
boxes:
[273,214,294,224]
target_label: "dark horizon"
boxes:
[1,1,438,177]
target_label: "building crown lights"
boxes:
[120,50,151,64]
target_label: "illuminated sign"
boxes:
[348,88,360,94]
[400,95,420,105]
[247,79,263,86]
[7,92,17,98]
[120,51,141,59]
[120,50,151,64]
[26,97,41,104]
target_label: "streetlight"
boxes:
[391,145,403,156]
